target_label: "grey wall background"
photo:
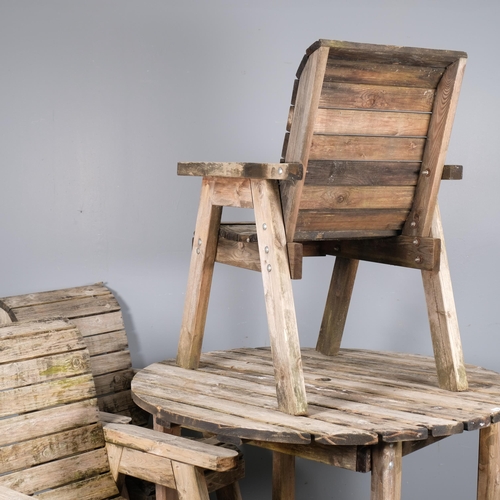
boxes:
[1,0,498,498]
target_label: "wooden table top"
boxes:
[132,348,500,447]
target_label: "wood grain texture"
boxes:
[211,178,253,208]
[299,185,414,210]
[324,58,445,88]
[178,162,302,180]
[403,57,467,237]
[319,81,435,112]
[272,452,295,500]
[314,108,430,136]
[371,442,402,500]
[317,257,359,356]
[478,423,500,500]
[322,235,440,271]
[422,205,467,391]
[310,135,426,162]
[177,178,222,370]
[252,179,307,415]
[281,46,329,241]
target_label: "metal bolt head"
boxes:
[278,167,283,175]
[413,238,419,246]
[422,169,430,176]
[415,256,422,264]
[267,264,272,272]
[410,221,417,227]
[388,461,394,469]
[196,248,201,255]
[198,238,202,246]
[265,246,270,254]
[262,223,267,230]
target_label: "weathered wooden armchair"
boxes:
[176,39,468,416]
[0,319,243,500]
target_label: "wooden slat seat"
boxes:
[0,319,244,500]
[176,39,469,416]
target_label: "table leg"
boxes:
[154,420,181,500]
[272,451,295,500]
[478,422,500,499]
[371,442,402,500]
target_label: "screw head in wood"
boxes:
[422,169,430,176]
[415,256,422,263]
[278,167,283,175]
[267,264,272,272]
[262,223,267,230]
[196,248,201,255]
[198,238,202,246]
[410,221,417,227]
[265,246,270,254]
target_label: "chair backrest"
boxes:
[280,39,466,242]
[0,319,121,499]
[0,283,147,425]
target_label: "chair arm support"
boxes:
[0,485,32,499]
[178,161,303,180]
[102,422,239,472]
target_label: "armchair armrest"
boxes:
[0,485,32,499]
[178,162,303,180]
[103,422,239,472]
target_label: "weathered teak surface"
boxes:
[132,347,500,499]
[0,283,147,425]
[176,39,469,415]
[0,319,243,500]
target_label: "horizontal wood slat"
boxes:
[305,160,421,186]
[34,472,119,500]
[0,423,104,474]
[324,59,445,88]
[299,185,415,210]
[310,135,426,162]
[0,450,109,496]
[0,350,92,390]
[317,39,466,67]
[0,284,111,309]
[0,374,97,418]
[295,208,408,235]
[319,82,435,112]
[321,236,441,271]
[314,108,430,137]
[11,295,121,321]
[0,400,100,448]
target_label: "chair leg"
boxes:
[272,451,295,500]
[371,442,402,500]
[154,421,181,500]
[177,178,222,370]
[173,463,211,500]
[251,179,307,416]
[422,204,468,391]
[478,423,500,499]
[215,483,243,500]
[316,257,359,356]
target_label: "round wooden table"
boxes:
[132,347,500,499]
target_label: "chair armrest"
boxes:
[178,162,303,180]
[99,411,133,424]
[102,422,239,472]
[0,485,32,499]
[442,164,463,180]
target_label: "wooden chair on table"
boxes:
[0,319,244,500]
[176,39,468,416]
